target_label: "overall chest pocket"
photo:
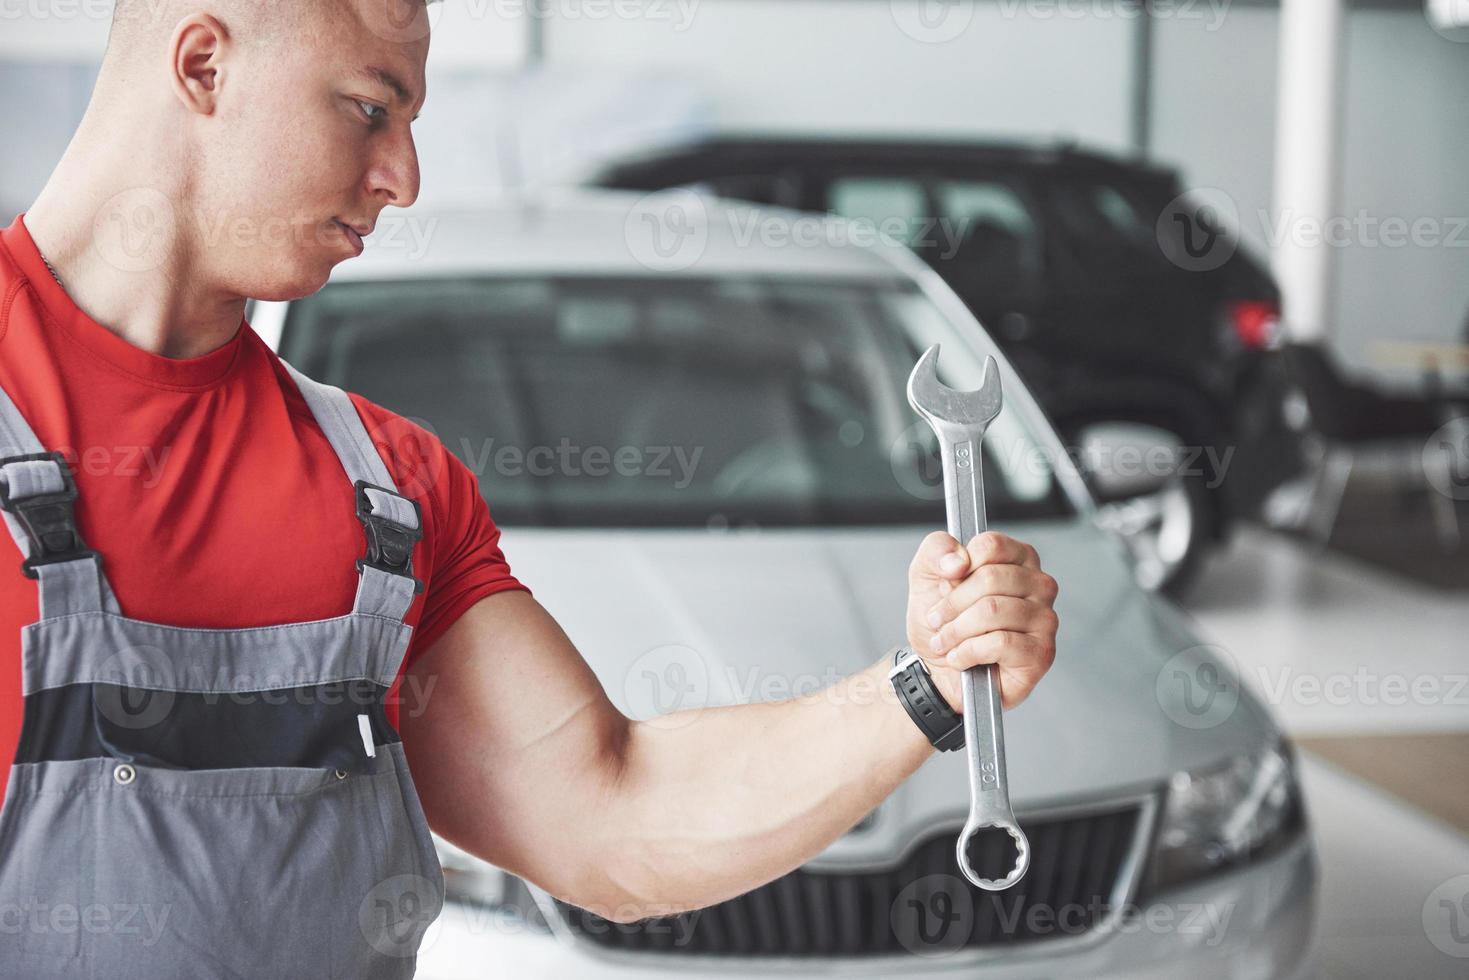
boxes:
[89,679,386,773]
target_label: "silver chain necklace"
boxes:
[36,249,63,288]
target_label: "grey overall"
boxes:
[0,363,444,978]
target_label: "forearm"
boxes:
[596,650,936,921]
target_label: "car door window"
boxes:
[922,179,1041,312]
[826,177,929,248]
[930,179,1039,280]
[1048,177,1169,281]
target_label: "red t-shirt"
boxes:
[0,213,530,801]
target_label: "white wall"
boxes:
[1334,9,1469,371]
[545,0,1137,151]
[1151,6,1280,258]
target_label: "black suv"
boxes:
[591,136,1301,592]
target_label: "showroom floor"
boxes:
[1184,479,1469,979]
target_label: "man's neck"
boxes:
[24,189,248,362]
[24,124,247,362]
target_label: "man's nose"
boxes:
[367,128,421,209]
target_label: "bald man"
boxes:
[0,2,1059,977]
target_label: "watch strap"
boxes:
[888,645,965,752]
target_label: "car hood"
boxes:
[499,517,1277,858]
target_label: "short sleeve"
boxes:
[350,395,531,669]
[412,448,530,666]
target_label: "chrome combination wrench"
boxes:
[907,343,1029,891]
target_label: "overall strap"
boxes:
[281,359,422,623]
[0,380,116,619]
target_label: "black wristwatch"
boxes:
[888,645,964,752]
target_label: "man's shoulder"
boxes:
[344,389,466,507]
[263,355,474,521]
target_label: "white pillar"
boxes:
[1270,0,1346,343]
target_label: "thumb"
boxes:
[909,530,970,588]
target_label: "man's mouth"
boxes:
[333,219,366,255]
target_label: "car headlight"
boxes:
[1144,741,1304,894]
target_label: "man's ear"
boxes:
[169,14,230,115]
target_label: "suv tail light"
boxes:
[1226,300,1281,350]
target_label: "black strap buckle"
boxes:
[0,451,100,579]
[353,480,424,594]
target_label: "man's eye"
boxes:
[356,100,387,123]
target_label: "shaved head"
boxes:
[50,0,438,302]
[22,0,438,364]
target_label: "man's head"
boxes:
[95,0,436,301]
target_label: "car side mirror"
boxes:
[1076,422,1183,503]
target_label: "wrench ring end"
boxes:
[956,820,1031,892]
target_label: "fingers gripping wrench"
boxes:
[906,344,1029,891]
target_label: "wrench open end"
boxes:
[905,344,1003,430]
[956,820,1031,892]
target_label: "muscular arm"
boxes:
[399,531,1057,924]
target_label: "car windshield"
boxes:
[279,276,1074,528]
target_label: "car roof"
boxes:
[329,188,914,284]
[595,133,1179,182]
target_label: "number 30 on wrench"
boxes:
[906,344,1030,891]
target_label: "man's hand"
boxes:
[906,530,1059,712]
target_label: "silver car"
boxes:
[250,189,1317,979]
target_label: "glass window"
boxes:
[827,177,928,248]
[280,276,1072,528]
[1049,177,1172,278]
[929,179,1040,284]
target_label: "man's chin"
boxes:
[248,257,344,303]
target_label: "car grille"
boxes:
[552,801,1144,957]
